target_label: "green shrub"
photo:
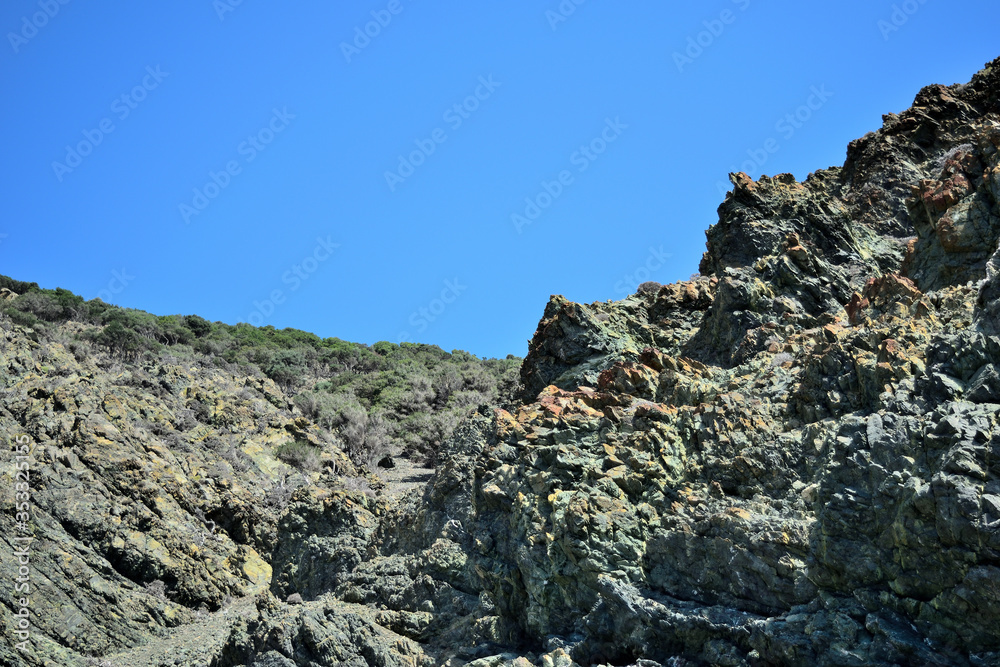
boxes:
[275,439,322,472]
[372,341,397,356]
[184,315,213,338]
[157,315,193,346]
[95,321,144,359]
[51,288,85,315]
[261,348,311,391]
[2,305,40,329]
[10,291,63,321]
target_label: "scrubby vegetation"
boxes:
[275,439,324,472]
[0,274,520,467]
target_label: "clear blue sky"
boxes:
[1,1,997,359]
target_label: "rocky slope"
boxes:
[0,314,511,666]
[4,57,1000,666]
[207,58,1000,666]
[0,318,364,666]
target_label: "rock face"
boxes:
[5,58,1000,666]
[213,58,1000,666]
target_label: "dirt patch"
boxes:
[96,597,255,667]
[375,456,435,499]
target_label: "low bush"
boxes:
[275,439,323,472]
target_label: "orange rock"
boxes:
[846,292,870,325]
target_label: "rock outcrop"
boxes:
[214,58,1000,666]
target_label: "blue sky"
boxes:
[1,1,997,359]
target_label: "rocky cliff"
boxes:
[4,57,1000,666]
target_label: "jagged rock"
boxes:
[254,56,1000,666]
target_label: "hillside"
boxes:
[0,280,520,468]
[0,285,517,665]
[3,55,1000,666]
